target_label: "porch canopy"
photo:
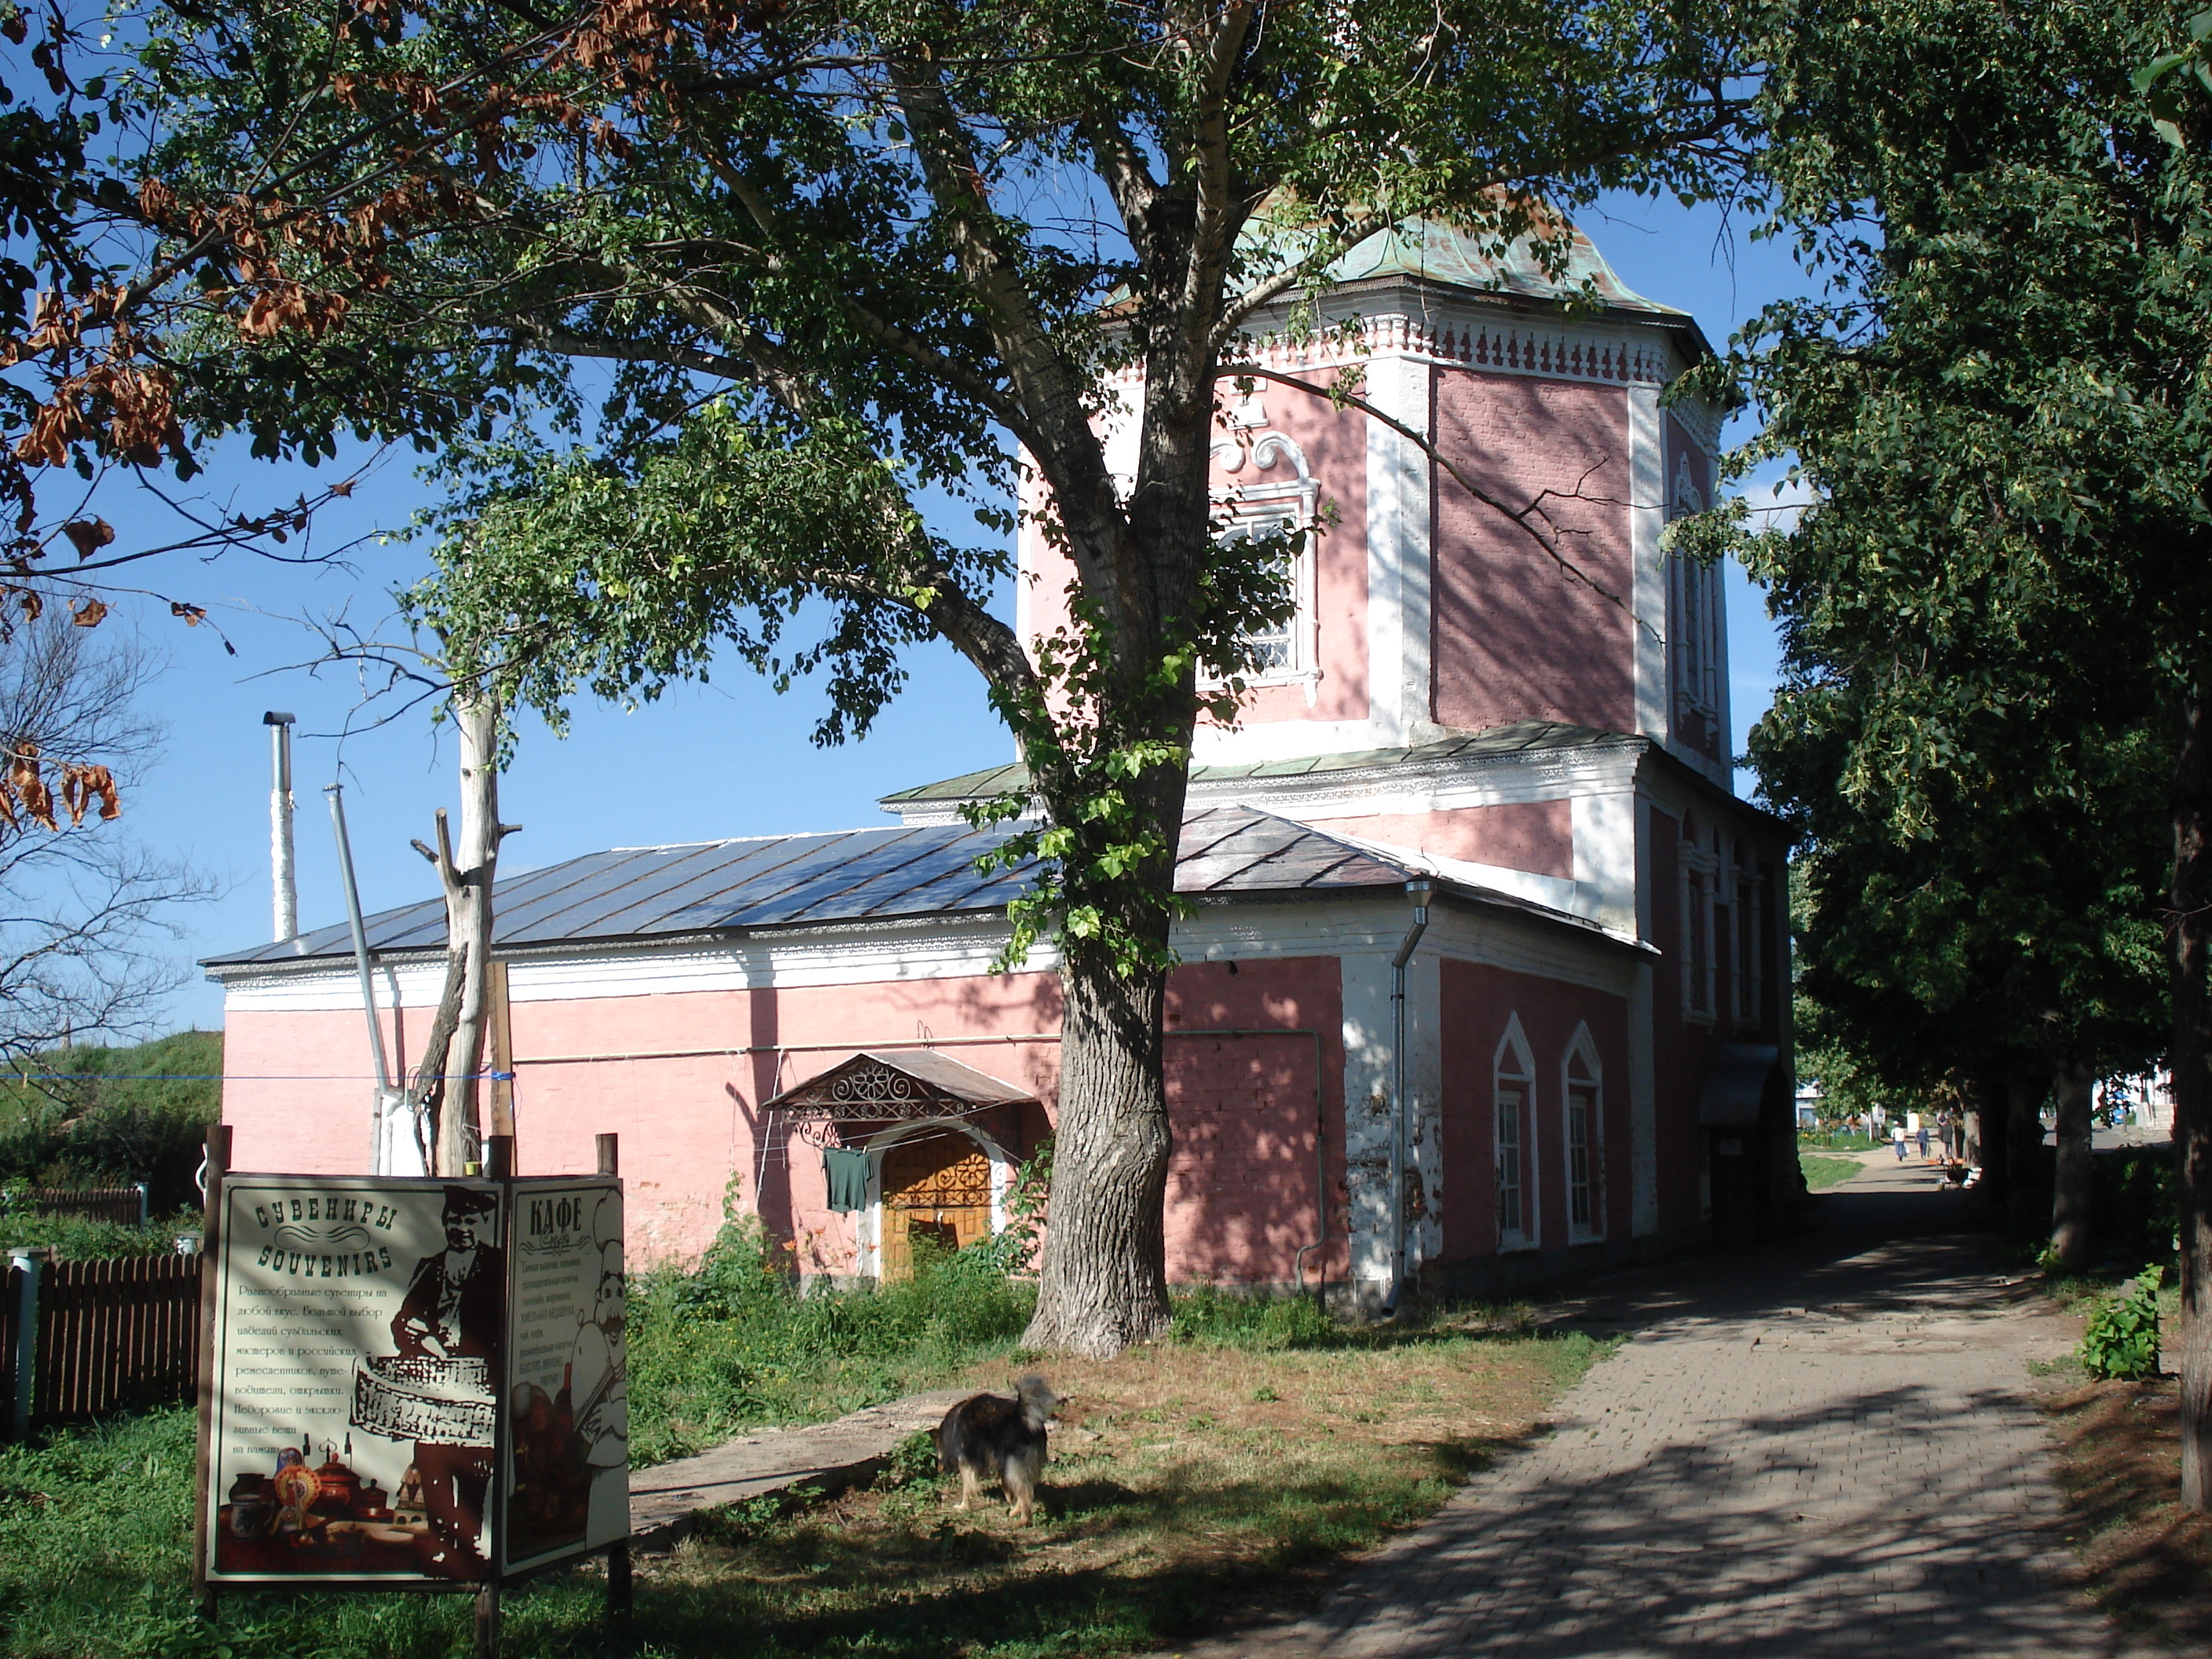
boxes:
[1698,1044,1781,1130]
[760,1049,1036,1122]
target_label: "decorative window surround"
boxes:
[1207,421,1323,697]
[1563,1023,1604,1243]
[1495,1015,1537,1251]
[1679,820,1720,1027]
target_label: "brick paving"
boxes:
[1183,1155,2142,1657]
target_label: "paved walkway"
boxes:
[1185,1157,2142,1657]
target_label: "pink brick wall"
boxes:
[1302,800,1572,878]
[1437,957,1632,1262]
[1162,957,1346,1284]
[222,953,1347,1284]
[1431,370,1635,735]
[1019,369,1371,730]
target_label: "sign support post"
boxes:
[191,1125,230,1621]
[597,1133,630,1624]
[195,1128,628,1656]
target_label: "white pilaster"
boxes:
[1405,949,1443,1278]
[1628,384,1669,748]
[1629,792,1659,1235]
[1339,951,1396,1300]
[1364,350,1434,746]
[1571,787,1640,935]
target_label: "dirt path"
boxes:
[1181,1160,2145,1657]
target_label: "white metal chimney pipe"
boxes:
[263,712,296,942]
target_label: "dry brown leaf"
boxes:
[68,598,106,628]
[169,601,205,626]
[11,749,55,831]
[60,518,114,559]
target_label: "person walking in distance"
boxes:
[1893,1119,1909,1163]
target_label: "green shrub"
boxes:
[1168,1282,1334,1350]
[627,1185,1037,1464]
[2080,1265,2166,1380]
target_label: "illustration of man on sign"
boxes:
[350,1185,504,1577]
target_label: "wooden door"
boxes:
[879,1133,994,1280]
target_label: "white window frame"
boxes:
[1679,819,1719,1026]
[1495,1016,1538,1251]
[1562,1024,1603,1243]
[1207,425,1321,694]
[1733,846,1764,1030]
[1668,452,1721,729]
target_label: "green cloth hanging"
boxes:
[822,1146,870,1213]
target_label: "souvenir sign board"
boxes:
[205,1175,510,1584]
[500,1177,627,1577]
[200,1159,629,1597]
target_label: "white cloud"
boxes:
[1736,472,1819,535]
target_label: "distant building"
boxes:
[206,214,1796,1306]
[2097,1071,2174,1133]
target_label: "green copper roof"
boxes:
[1320,217,1688,317]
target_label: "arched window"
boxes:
[1668,452,1719,727]
[1563,1026,1603,1242]
[1208,422,1321,690]
[1495,1017,1536,1251]
[1733,845,1765,1029]
[1679,815,1719,1024]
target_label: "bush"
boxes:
[0,1031,221,1214]
[2080,1266,2166,1380]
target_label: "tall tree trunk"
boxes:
[1022,947,1174,1357]
[441,691,504,1175]
[2006,1056,2047,1241]
[2170,654,2212,1509]
[408,690,507,1177]
[2047,1054,2096,1273]
[1972,1057,2008,1214]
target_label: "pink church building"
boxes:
[207,216,1796,1307]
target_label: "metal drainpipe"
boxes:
[1385,880,1434,1316]
[325,784,395,1170]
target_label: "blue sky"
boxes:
[85,190,1815,1033]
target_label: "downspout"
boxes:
[326,783,395,1170]
[1385,880,1434,1316]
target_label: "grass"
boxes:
[626,1210,1038,1463]
[1798,1153,1863,1191]
[0,1267,1611,1658]
[2039,1372,2212,1649]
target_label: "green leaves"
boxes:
[1714,0,2202,1091]
[2078,1265,2166,1379]
[2135,7,2212,145]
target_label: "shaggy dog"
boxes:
[936,1375,1059,1523]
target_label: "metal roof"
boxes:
[202,805,1429,970]
[879,720,1632,809]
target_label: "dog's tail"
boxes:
[1016,1373,1059,1433]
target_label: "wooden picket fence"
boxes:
[23,1185,148,1226]
[0,1254,202,1433]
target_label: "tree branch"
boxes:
[1220,363,1647,628]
